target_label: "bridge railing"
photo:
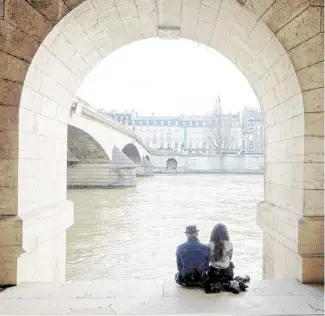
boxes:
[74,98,152,154]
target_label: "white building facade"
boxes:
[101,110,246,154]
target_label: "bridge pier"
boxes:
[136,157,154,177]
[67,164,137,188]
[67,146,138,188]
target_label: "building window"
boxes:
[153,121,156,125]
[176,121,179,126]
[175,142,178,150]
[189,141,192,148]
[168,121,171,125]
[196,122,199,126]
[161,121,164,125]
[160,133,164,139]
[133,127,135,131]
[132,120,135,125]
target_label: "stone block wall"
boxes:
[151,155,264,173]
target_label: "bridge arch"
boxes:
[0,0,323,284]
[68,125,110,164]
[122,143,142,164]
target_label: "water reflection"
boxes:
[67,174,263,281]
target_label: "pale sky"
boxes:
[78,38,259,116]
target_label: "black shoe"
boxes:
[228,280,240,294]
[205,282,222,294]
[239,281,248,291]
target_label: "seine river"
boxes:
[67,174,263,281]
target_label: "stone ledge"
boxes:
[0,280,323,314]
[20,200,74,254]
[257,201,324,255]
[0,200,73,284]
[257,201,300,253]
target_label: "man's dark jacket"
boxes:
[176,236,210,282]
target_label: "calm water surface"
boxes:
[67,174,263,281]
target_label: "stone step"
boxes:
[0,280,323,315]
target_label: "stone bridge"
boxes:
[67,98,153,187]
[0,0,323,288]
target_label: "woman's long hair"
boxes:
[209,223,230,260]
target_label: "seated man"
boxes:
[175,225,210,287]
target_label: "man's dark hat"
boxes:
[185,225,199,234]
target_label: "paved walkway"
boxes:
[0,280,323,315]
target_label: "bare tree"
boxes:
[205,94,233,154]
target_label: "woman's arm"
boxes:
[229,248,233,261]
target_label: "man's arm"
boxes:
[176,248,183,272]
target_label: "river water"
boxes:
[67,174,264,281]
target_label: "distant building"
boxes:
[100,110,243,154]
[241,107,264,153]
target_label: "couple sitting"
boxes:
[175,224,249,294]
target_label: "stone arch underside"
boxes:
[0,0,323,284]
[122,143,142,164]
[68,125,110,164]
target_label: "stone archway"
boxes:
[166,158,178,171]
[0,0,323,284]
[122,143,142,164]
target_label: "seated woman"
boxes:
[208,223,234,284]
